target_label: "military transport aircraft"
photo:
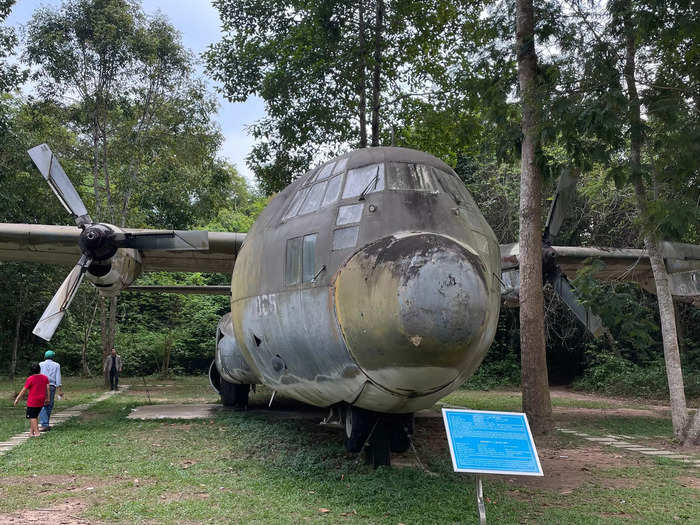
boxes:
[1,144,699,466]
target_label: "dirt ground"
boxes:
[1,388,697,523]
[0,476,103,525]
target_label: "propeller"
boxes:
[28,144,209,341]
[33,255,92,340]
[28,144,93,227]
[542,168,606,338]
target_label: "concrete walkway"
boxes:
[557,427,700,468]
[0,386,129,457]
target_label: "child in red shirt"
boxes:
[14,363,50,437]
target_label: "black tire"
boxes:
[219,378,237,407]
[220,380,250,410]
[233,384,250,411]
[390,413,414,453]
[366,418,391,467]
[344,405,373,453]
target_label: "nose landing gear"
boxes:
[343,405,414,467]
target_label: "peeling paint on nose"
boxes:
[333,233,489,396]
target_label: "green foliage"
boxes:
[573,349,700,399]
[0,0,24,92]
[1,1,267,379]
[573,262,660,362]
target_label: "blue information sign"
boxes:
[442,408,543,476]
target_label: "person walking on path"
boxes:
[14,363,50,437]
[104,348,122,390]
[39,350,63,432]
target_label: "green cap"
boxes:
[44,350,55,359]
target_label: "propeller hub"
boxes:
[79,224,117,261]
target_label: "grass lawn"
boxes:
[0,376,107,443]
[0,376,697,524]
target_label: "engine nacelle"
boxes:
[214,313,260,385]
[83,224,142,297]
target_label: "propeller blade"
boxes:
[551,271,605,338]
[544,168,578,242]
[33,255,91,341]
[28,144,92,227]
[114,230,209,251]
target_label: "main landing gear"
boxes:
[209,362,251,411]
[343,405,414,467]
[220,380,250,411]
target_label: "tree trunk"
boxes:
[100,296,110,386]
[516,0,552,434]
[685,409,700,445]
[108,295,118,352]
[622,5,689,442]
[370,0,383,147]
[357,0,368,148]
[81,298,98,377]
[632,182,688,440]
[10,311,21,381]
[92,122,101,219]
[162,332,173,376]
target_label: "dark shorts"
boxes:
[26,406,42,419]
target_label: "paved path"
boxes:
[0,386,129,457]
[557,427,700,468]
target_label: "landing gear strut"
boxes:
[343,406,414,467]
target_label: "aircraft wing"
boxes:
[0,223,245,274]
[500,242,700,306]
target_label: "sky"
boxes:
[6,0,266,185]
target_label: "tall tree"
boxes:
[0,0,24,93]
[515,0,552,434]
[23,0,233,383]
[207,0,478,194]
[553,0,699,444]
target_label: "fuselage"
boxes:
[224,147,501,413]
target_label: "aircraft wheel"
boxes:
[233,383,250,411]
[365,417,391,467]
[220,380,250,410]
[390,413,414,453]
[344,405,373,453]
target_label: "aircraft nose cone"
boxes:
[334,234,489,396]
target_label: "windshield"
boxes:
[388,163,440,192]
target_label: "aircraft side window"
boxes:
[302,233,317,282]
[342,163,385,199]
[388,163,439,192]
[285,236,302,285]
[336,203,364,225]
[332,225,360,250]
[299,180,327,215]
[283,187,309,221]
[322,173,343,207]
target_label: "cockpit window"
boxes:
[388,163,440,192]
[342,163,385,199]
[299,180,327,215]
[312,161,336,183]
[336,203,364,225]
[285,236,302,285]
[322,174,343,207]
[302,233,317,282]
[283,187,309,220]
[434,168,477,209]
[333,157,348,174]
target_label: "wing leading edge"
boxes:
[500,242,700,306]
[0,223,245,274]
